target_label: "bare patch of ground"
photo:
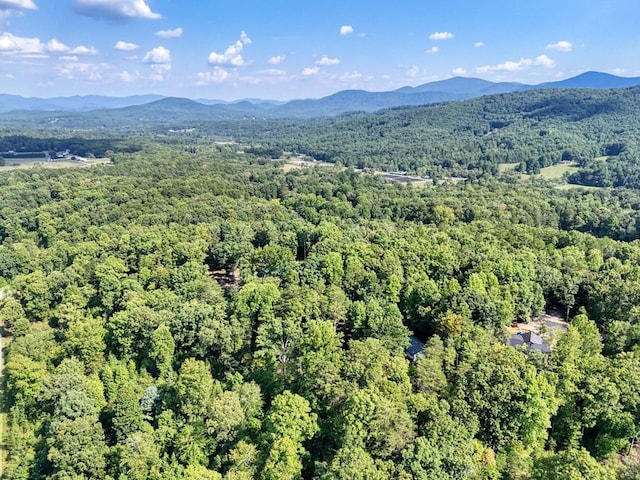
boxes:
[211,268,241,290]
[282,157,335,171]
[507,307,569,338]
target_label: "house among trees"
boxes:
[509,331,552,353]
[405,335,426,361]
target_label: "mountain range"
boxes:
[1,71,639,119]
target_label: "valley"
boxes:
[0,83,639,479]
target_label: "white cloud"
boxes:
[0,0,37,10]
[148,63,170,80]
[477,54,555,73]
[57,61,110,81]
[338,70,371,83]
[315,55,340,66]
[268,55,284,65]
[340,25,353,35]
[74,0,161,21]
[0,32,44,55]
[46,38,69,52]
[119,70,140,82]
[429,31,454,40]
[60,55,78,61]
[406,65,420,78]
[208,31,251,66]
[218,68,299,87]
[259,68,287,77]
[546,40,572,52]
[613,67,625,75]
[227,66,375,90]
[426,46,439,55]
[452,67,467,75]
[209,42,243,66]
[44,38,96,55]
[300,68,374,87]
[196,67,231,85]
[114,40,139,51]
[0,2,36,24]
[71,45,98,55]
[156,27,182,39]
[474,41,484,48]
[53,60,149,85]
[532,54,554,67]
[143,46,171,80]
[302,66,319,76]
[292,69,374,90]
[143,45,170,64]
[196,67,301,86]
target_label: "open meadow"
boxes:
[0,157,112,171]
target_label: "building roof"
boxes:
[509,331,552,353]
[406,335,426,360]
[521,331,544,345]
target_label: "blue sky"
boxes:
[0,0,639,100]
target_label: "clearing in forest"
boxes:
[0,158,112,171]
[537,163,577,179]
[507,307,569,339]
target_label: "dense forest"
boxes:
[4,86,640,189]
[2,86,640,478]
[0,131,639,479]
[209,87,640,184]
[0,87,640,189]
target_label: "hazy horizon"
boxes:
[2,70,638,104]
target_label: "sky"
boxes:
[0,0,639,100]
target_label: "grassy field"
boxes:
[499,162,578,179]
[555,183,604,191]
[0,158,111,171]
[281,163,302,172]
[537,163,578,179]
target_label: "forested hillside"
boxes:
[216,86,640,183]
[3,87,640,188]
[0,141,639,479]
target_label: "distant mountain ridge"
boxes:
[0,94,164,114]
[1,71,640,118]
[395,76,522,95]
[535,71,640,89]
